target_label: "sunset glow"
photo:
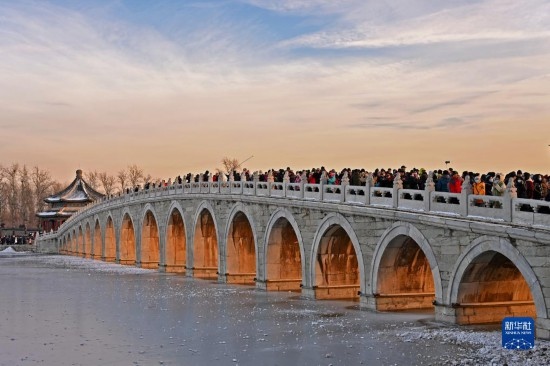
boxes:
[1,0,549,181]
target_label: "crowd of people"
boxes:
[0,234,34,245]
[127,166,550,202]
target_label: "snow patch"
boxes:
[395,326,550,365]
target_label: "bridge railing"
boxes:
[370,187,393,207]
[48,180,550,238]
[429,192,463,215]
[344,185,368,205]
[285,183,303,199]
[304,184,322,200]
[398,189,426,211]
[512,199,550,226]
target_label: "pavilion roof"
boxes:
[43,169,105,204]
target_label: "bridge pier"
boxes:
[160,264,186,274]
[255,278,302,291]
[300,286,316,299]
[190,266,217,280]
[222,273,255,285]
[360,293,435,311]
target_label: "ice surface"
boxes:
[1,254,549,366]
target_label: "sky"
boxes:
[1,0,550,181]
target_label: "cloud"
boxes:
[348,115,482,131]
[274,0,550,50]
[0,0,549,177]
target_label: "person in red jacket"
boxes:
[449,171,463,193]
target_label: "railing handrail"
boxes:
[41,181,550,238]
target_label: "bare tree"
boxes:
[51,181,65,195]
[99,172,117,196]
[221,157,240,175]
[117,169,128,193]
[0,165,6,224]
[128,164,144,188]
[84,170,100,190]
[19,165,34,228]
[31,166,53,214]
[3,163,20,226]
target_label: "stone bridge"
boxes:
[36,176,550,338]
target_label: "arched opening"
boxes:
[192,209,218,279]
[92,220,102,259]
[166,209,186,273]
[455,251,536,324]
[225,212,256,284]
[265,217,302,291]
[120,214,136,265]
[104,217,116,262]
[60,237,66,254]
[314,225,359,300]
[84,224,92,259]
[140,210,159,269]
[375,235,435,311]
[77,228,83,257]
[70,235,75,254]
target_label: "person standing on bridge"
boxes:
[472,176,486,206]
[436,171,451,192]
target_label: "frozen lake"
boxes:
[0,254,547,365]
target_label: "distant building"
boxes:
[36,169,105,232]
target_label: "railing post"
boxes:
[239,172,246,195]
[300,171,306,199]
[460,177,472,217]
[267,170,274,196]
[341,171,349,202]
[253,171,259,196]
[283,171,290,198]
[392,173,403,208]
[425,171,435,212]
[320,171,327,201]
[365,173,373,205]
[503,178,517,222]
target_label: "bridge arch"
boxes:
[164,201,187,273]
[60,236,66,254]
[119,209,136,265]
[262,208,304,291]
[191,201,219,279]
[92,218,102,259]
[139,204,160,269]
[74,225,84,257]
[223,203,258,285]
[84,222,92,258]
[448,236,546,324]
[370,222,442,311]
[104,214,116,262]
[310,213,364,300]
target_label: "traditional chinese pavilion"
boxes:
[36,169,105,232]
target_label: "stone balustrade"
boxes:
[59,179,550,231]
